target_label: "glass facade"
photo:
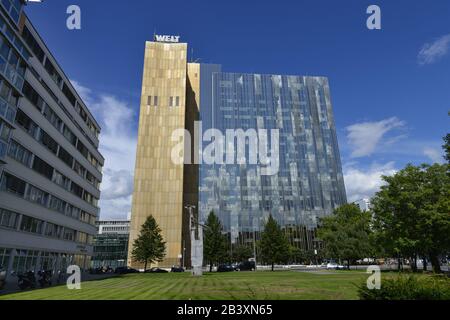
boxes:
[91,234,129,269]
[0,0,26,165]
[199,70,347,250]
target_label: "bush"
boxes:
[359,274,450,300]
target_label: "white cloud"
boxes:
[423,147,444,164]
[346,117,405,158]
[343,162,397,203]
[71,81,137,220]
[418,34,450,65]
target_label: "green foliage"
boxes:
[203,211,227,270]
[359,274,450,300]
[443,133,450,163]
[288,246,306,264]
[231,245,253,263]
[371,163,450,272]
[131,215,166,271]
[260,215,290,270]
[318,204,373,266]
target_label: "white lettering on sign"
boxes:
[154,35,180,43]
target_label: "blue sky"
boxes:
[25,0,449,219]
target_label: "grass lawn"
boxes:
[0,270,397,300]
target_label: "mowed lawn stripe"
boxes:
[0,270,397,300]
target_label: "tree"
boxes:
[204,211,227,272]
[288,246,307,264]
[260,215,290,271]
[318,204,373,269]
[443,134,450,163]
[131,215,166,271]
[417,164,450,272]
[372,164,450,273]
[231,245,253,263]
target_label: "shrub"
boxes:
[359,274,450,300]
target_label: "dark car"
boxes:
[89,267,105,275]
[145,267,168,273]
[171,266,185,273]
[0,266,6,290]
[236,261,256,271]
[114,267,139,274]
[217,264,234,272]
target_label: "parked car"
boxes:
[326,262,345,270]
[0,267,6,290]
[114,267,140,274]
[145,267,168,273]
[171,266,185,273]
[236,261,256,271]
[217,264,235,272]
[90,267,105,275]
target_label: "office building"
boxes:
[354,198,372,212]
[129,36,346,268]
[92,220,129,269]
[0,1,104,285]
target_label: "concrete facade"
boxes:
[0,1,103,285]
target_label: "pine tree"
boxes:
[260,215,290,271]
[203,211,227,272]
[131,215,166,271]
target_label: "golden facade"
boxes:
[128,41,199,268]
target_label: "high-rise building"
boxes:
[200,72,347,251]
[129,37,346,268]
[128,39,199,268]
[0,1,103,284]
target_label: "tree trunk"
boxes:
[397,258,401,272]
[144,260,148,272]
[271,263,274,272]
[210,261,213,272]
[423,258,427,271]
[347,260,351,270]
[412,255,418,272]
[430,254,441,273]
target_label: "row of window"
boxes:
[101,226,129,233]
[28,66,101,158]
[22,80,103,175]
[0,208,93,244]
[0,11,30,61]
[0,76,20,110]
[146,95,181,107]
[0,248,90,274]
[0,118,11,143]
[1,0,22,25]
[8,139,99,206]
[21,24,100,138]
[0,172,96,226]
[0,97,13,122]
[15,109,101,194]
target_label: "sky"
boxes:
[24,0,449,220]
